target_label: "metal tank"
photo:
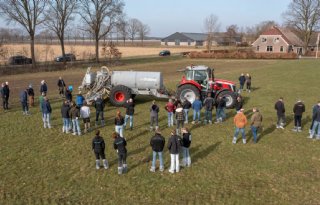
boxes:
[111,71,164,90]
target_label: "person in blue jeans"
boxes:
[203,93,214,124]
[192,96,202,124]
[182,99,192,124]
[41,97,52,129]
[181,127,192,167]
[124,98,135,130]
[215,96,226,123]
[149,129,165,172]
[70,102,81,136]
[115,110,125,138]
[232,109,248,144]
[309,101,320,139]
[61,100,71,133]
[250,108,263,143]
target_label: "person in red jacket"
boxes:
[165,99,176,127]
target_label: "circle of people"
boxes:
[1,74,319,175]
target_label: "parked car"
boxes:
[8,55,32,65]
[159,50,170,56]
[55,53,76,62]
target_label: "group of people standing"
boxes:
[238,73,252,93]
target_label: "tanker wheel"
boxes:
[176,84,200,104]
[216,91,236,109]
[109,85,131,106]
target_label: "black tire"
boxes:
[216,90,237,109]
[109,85,131,107]
[176,84,200,104]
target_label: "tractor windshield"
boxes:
[194,70,208,82]
[185,70,193,80]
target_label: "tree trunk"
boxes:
[60,36,66,65]
[30,34,36,68]
[95,38,99,62]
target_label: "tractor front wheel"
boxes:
[216,91,237,109]
[176,84,200,104]
[109,85,131,106]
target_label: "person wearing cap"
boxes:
[2,82,10,110]
[232,109,248,144]
[150,100,159,131]
[165,98,176,127]
[292,100,305,132]
[27,84,35,107]
[76,91,85,108]
[123,98,135,130]
[175,103,185,135]
[20,88,29,115]
[203,92,214,124]
[149,129,165,172]
[41,97,52,128]
[57,77,66,97]
[167,130,182,173]
[114,110,125,138]
[93,95,105,126]
[40,80,48,95]
[250,108,263,143]
[274,97,285,129]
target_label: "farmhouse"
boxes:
[252,26,304,54]
[161,32,241,47]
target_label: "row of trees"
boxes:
[0,0,150,66]
[204,0,320,52]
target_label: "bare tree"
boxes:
[0,0,46,66]
[203,14,220,52]
[226,24,239,45]
[117,14,128,46]
[127,18,141,44]
[44,0,77,62]
[138,22,150,46]
[79,0,124,62]
[283,0,320,51]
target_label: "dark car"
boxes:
[55,53,76,62]
[8,55,32,65]
[159,50,171,56]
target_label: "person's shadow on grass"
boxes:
[192,141,221,163]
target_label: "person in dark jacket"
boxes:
[245,73,252,93]
[175,104,185,135]
[274,97,285,129]
[61,100,71,133]
[238,73,246,93]
[235,96,243,113]
[41,97,52,128]
[167,130,182,174]
[123,98,135,130]
[20,88,29,112]
[215,96,226,123]
[69,102,81,136]
[309,101,320,139]
[182,98,192,124]
[115,110,125,138]
[203,92,214,124]
[20,88,29,115]
[150,100,160,131]
[94,96,105,126]
[113,132,128,174]
[2,81,10,110]
[309,104,319,134]
[65,87,73,102]
[150,129,165,172]
[27,84,34,107]
[92,130,108,170]
[57,77,66,97]
[292,100,305,132]
[181,127,192,167]
[40,80,48,95]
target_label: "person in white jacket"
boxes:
[80,101,91,133]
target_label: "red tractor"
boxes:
[176,65,237,108]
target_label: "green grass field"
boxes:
[0,58,320,205]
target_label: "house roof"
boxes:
[180,33,208,41]
[260,26,304,46]
[309,32,320,46]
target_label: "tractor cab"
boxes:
[184,65,214,91]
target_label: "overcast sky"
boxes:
[123,0,291,37]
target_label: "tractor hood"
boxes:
[214,78,236,85]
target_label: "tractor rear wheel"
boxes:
[109,85,131,106]
[176,84,200,104]
[216,91,237,109]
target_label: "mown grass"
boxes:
[0,59,320,205]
